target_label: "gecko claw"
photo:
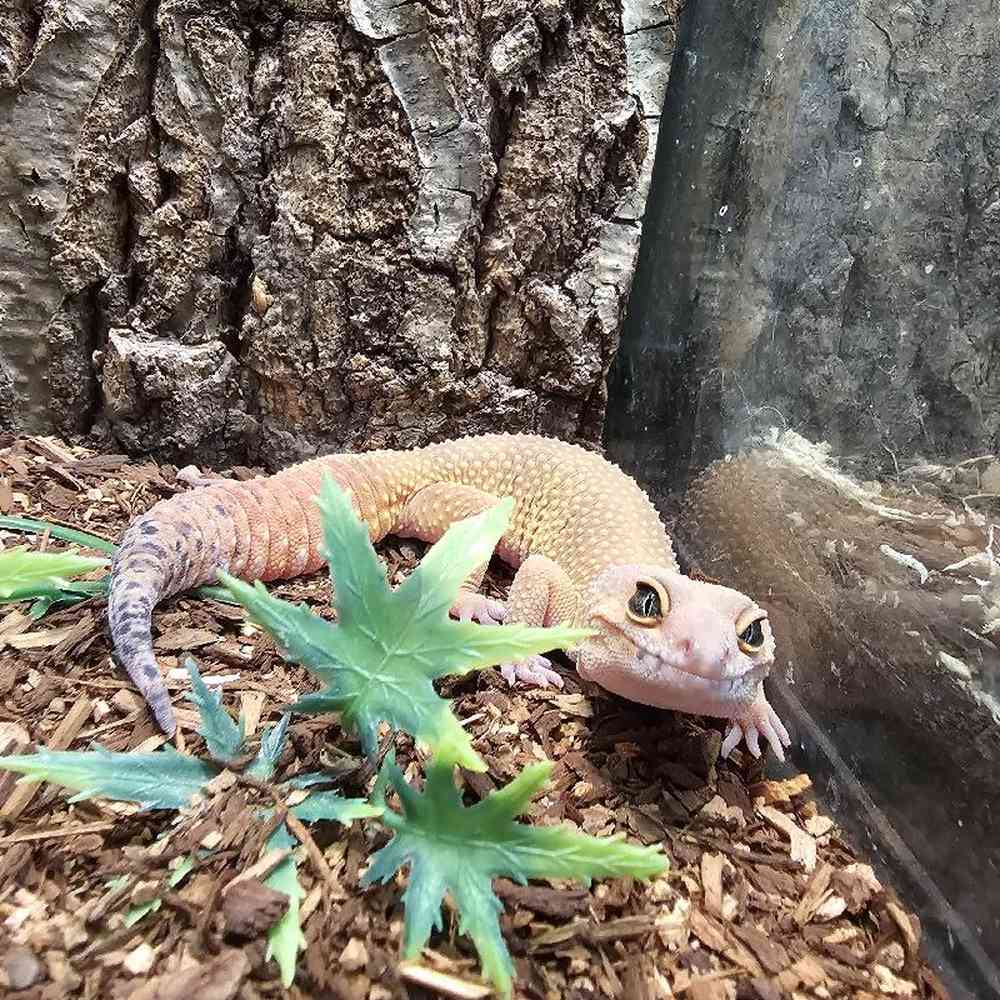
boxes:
[722,692,790,761]
[499,654,564,689]
[451,592,508,625]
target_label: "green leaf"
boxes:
[287,771,335,789]
[184,658,244,761]
[0,544,108,599]
[0,517,239,610]
[289,790,382,825]
[246,713,290,781]
[0,747,218,810]
[264,823,305,987]
[364,755,668,998]
[123,855,196,927]
[0,516,117,554]
[0,578,109,619]
[256,792,376,987]
[218,474,593,771]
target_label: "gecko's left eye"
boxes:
[627,579,669,626]
[736,611,767,653]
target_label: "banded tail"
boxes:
[107,456,387,734]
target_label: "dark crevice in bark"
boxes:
[476,86,522,369]
[78,281,105,434]
[535,6,573,75]
[218,209,253,359]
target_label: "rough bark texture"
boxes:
[608,0,1000,490]
[0,0,679,467]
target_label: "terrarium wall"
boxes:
[608,0,1000,491]
[0,0,677,468]
[601,0,1000,987]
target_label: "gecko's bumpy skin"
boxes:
[108,434,790,758]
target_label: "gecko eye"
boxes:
[736,611,767,654]
[626,579,668,626]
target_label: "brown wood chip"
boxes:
[0,475,13,513]
[222,878,290,939]
[689,907,730,954]
[154,627,221,651]
[758,805,818,872]
[732,924,790,974]
[129,948,250,1000]
[794,861,834,926]
[397,962,492,998]
[750,773,813,805]
[494,879,588,920]
[701,852,726,919]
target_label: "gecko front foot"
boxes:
[176,465,223,489]
[499,654,564,689]
[721,691,791,761]
[450,591,508,625]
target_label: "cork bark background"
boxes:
[0,0,677,467]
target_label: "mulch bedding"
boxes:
[0,434,950,1000]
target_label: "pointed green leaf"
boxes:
[0,517,237,608]
[0,747,218,810]
[123,855,196,927]
[289,790,382,825]
[287,771,336,789]
[246,713,291,781]
[313,470,395,630]
[364,755,668,997]
[184,658,244,761]
[0,544,108,599]
[0,516,117,554]
[264,823,305,987]
[0,578,110,615]
[218,475,593,770]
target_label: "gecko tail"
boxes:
[106,458,366,733]
[106,509,187,736]
[106,491,233,736]
[113,637,177,736]
[107,580,177,735]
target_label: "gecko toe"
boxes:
[721,723,742,759]
[452,592,508,625]
[723,697,791,762]
[499,654,563,689]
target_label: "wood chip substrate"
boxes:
[0,435,951,999]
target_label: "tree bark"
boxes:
[0,0,679,467]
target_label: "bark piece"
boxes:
[129,948,250,1000]
[222,877,289,940]
[3,944,44,990]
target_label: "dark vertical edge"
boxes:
[604,0,768,495]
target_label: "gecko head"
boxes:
[573,564,775,718]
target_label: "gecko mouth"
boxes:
[590,619,769,693]
[634,653,769,696]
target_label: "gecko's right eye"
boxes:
[627,579,668,626]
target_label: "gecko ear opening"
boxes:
[626,578,668,627]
